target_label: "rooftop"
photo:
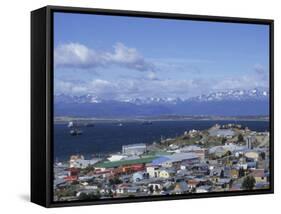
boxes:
[209,129,235,137]
[94,156,156,168]
[122,143,146,148]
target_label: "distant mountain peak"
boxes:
[189,88,269,102]
[54,88,269,105]
[54,88,269,117]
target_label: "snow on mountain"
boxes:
[189,88,269,102]
[118,97,184,105]
[54,88,269,105]
[54,88,269,117]
[54,94,184,105]
[54,93,102,104]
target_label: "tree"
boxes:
[78,191,101,200]
[149,185,154,194]
[226,151,232,156]
[109,177,122,185]
[260,152,266,160]
[238,134,244,142]
[78,192,88,200]
[56,187,77,199]
[242,176,256,190]
[82,165,95,174]
[238,167,245,178]
[221,137,227,144]
[220,170,224,178]
[155,185,160,192]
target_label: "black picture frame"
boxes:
[31,5,274,208]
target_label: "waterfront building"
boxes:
[70,158,101,169]
[122,143,147,155]
[151,156,170,166]
[107,154,127,162]
[161,153,200,168]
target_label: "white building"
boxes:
[246,136,255,149]
[107,154,127,162]
[122,143,147,155]
[69,156,101,169]
[146,165,160,178]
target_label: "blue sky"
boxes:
[54,12,269,100]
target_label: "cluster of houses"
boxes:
[54,124,270,201]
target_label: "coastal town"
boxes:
[53,123,270,201]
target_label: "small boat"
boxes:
[67,121,74,128]
[70,129,83,136]
[118,123,123,127]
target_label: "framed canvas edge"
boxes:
[39,5,274,208]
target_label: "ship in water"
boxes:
[69,128,83,136]
[67,121,75,128]
[68,121,83,136]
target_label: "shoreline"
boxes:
[53,120,270,162]
[54,116,269,124]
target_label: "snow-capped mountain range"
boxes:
[189,88,269,102]
[55,88,269,105]
[54,88,269,117]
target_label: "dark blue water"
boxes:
[54,120,269,161]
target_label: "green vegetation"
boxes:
[109,177,122,185]
[78,191,100,200]
[55,186,78,199]
[149,185,154,193]
[238,134,244,142]
[81,165,95,174]
[94,156,156,168]
[260,152,266,160]
[165,135,201,147]
[242,176,256,190]
[146,150,171,156]
[238,168,245,177]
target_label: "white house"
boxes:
[146,165,160,178]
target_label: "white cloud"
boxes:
[55,77,204,100]
[54,43,99,69]
[54,42,154,72]
[55,70,269,100]
[54,45,269,100]
[212,76,267,91]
